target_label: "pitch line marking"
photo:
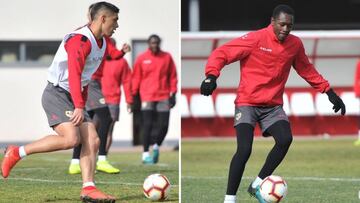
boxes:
[6,177,179,187]
[183,176,360,182]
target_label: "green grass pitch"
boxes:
[182,138,360,203]
[0,149,179,203]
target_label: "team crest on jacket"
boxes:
[65,111,73,118]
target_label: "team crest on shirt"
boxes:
[143,60,152,64]
[235,112,242,121]
[65,111,73,118]
[99,98,106,104]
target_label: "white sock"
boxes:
[98,155,107,161]
[71,159,80,164]
[19,146,27,158]
[142,152,150,160]
[153,144,159,150]
[251,176,263,188]
[224,195,236,203]
[82,182,95,188]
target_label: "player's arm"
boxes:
[168,55,178,108]
[293,40,345,115]
[201,32,258,96]
[105,37,131,60]
[65,34,92,125]
[120,60,134,112]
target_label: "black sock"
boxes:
[72,144,82,159]
[226,123,254,195]
[142,110,154,152]
[258,120,293,179]
[93,107,113,156]
[155,112,170,146]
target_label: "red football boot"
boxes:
[1,145,21,178]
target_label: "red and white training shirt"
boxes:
[101,58,133,105]
[132,49,178,102]
[205,24,330,107]
[47,26,106,108]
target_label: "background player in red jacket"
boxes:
[1,2,122,202]
[132,34,178,164]
[68,5,131,175]
[354,60,360,146]
[200,5,346,203]
[101,38,133,157]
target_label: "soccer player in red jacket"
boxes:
[132,34,178,164]
[101,38,133,157]
[1,2,122,202]
[354,60,360,146]
[200,5,346,203]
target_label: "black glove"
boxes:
[132,93,141,111]
[200,75,217,96]
[326,88,346,115]
[169,94,176,108]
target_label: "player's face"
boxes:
[148,38,161,54]
[271,12,294,42]
[102,12,119,37]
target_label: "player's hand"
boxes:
[127,103,133,113]
[326,88,346,115]
[122,43,131,53]
[200,75,217,96]
[70,108,85,126]
[169,93,176,108]
[132,93,141,111]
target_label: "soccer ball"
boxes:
[259,175,287,203]
[143,174,171,201]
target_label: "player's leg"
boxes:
[78,121,116,202]
[95,105,119,174]
[151,99,171,163]
[141,102,156,164]
[224,123,254,203]
[258,120,293,179]
[1,122,80,178]
[152,112,170,163]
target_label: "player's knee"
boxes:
[236,145,252,158]
[92,135,100,151]
[64,135,81,149]
[276,134,293,148]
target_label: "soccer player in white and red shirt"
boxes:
[1,2,126,202]
[200,5,346,203]
[132,34,178,164]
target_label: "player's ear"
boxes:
[271,17,275,26]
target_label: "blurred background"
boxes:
[0,0,180,147]
[181,0,360,137]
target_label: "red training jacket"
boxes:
[132,49,178,102]
[101,58,133,105]
[205,25,330,107]
[354,60,360,97]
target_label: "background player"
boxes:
[354,59,360,145]
[200,5,346,203]
[132,34,178,164]
[101,38,133,160]
[1,2,122,202]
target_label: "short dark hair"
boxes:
[148,34,161,43]
[90,1,119,20]
[272,4,294,18]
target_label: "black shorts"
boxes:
[107,104,120,121]
[42,82,91,127]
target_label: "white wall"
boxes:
[0,0,180,143]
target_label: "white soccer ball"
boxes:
[259,175,287,203]
[143,174,171,201]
